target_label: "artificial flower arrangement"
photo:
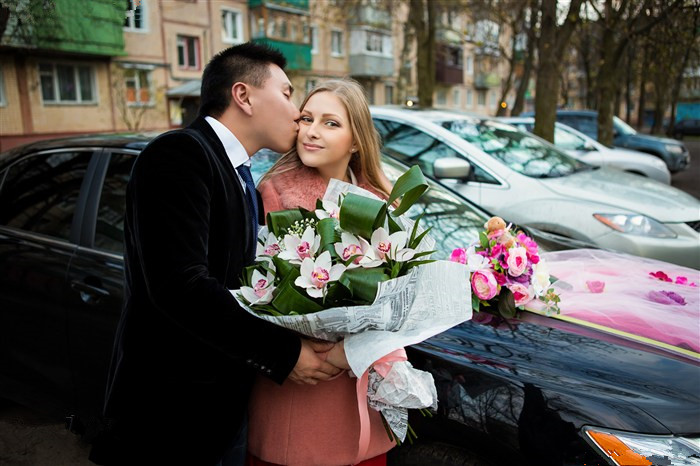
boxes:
[450,216,560,318]
[232,166,472,446]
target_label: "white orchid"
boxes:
[255,232,282,263]
[294,251,346,298]
[466,245,489,272]
[278,226,320,265]
[333,232,368,268]
[315,200,341,220]
[367,227,415,263]
[531,259,552,297]
[240,269,276,305]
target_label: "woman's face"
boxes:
[296,91,355,173]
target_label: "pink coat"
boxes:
[247,165,395,465]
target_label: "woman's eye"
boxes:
[325,120,339,127]
[300,116,312,123]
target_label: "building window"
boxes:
[0,64,6,107]
[221,8,243,44]
[466,56,473,75]
[477,90,486,106]
[466,89,473,107]
[177,35,200,70]
[453,88,460,107]
[124,0,147,31]
[124,68,152,105]
[436,89,446,106]
[366,31,383,54]
[384,84,393,104]
[39,63,96,104]
[305,79,317,94]
[310,25,319,54]
[447,47,463,67]
[331,29,344,56]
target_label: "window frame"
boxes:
[121,65,154,107]
[331,29,344,57]
[124,0,148,33]
[38,62,98,106]
[177,35,201,70]
[310,25,319,54]
[221,7,244,44]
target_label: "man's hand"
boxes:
[288,339,342,385]
[326,340,351,371]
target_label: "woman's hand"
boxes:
[325,340,351,371]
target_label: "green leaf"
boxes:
[471,293,480,312]
[271,271,324,315]
[338,267,390,303]
[404,259,436,271]
[316,217,340,258]
[388,166,429,216]
[272,254,297,279]
[266,209,305,237]
[479,231,489,249]
[410,227,432,250]
[339,193,387,239]
[497,288,517,319]
[387,214,402,235]
[408,213,424,244]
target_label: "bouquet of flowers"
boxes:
[449,216,560,319]
[231,166,473,447]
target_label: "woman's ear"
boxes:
[231,82,253,116]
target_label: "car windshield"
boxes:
[440,119,587,178]
[613,116,637,136]
[554,126,589,151]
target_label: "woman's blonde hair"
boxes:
[259,78,391,198]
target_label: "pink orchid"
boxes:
[586,280,605,293]
[471,269,499,300]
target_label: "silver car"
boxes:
[500,117,671,184]
[370,106,700,269]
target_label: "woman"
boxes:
[248,79,395,466]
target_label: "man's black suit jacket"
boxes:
[95,117,301,465]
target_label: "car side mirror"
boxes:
[583,141,596,151]
[434,157,471,180]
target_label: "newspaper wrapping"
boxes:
[230,179,473,440]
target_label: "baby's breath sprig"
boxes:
[284,218,317,237]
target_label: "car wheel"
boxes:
[388,441,495,466]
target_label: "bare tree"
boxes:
[532,0,585,143]
[511,0,539,116]
[111,65,162,132]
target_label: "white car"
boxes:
[500,117,671,184]
[370,106,700,269]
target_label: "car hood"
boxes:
[624,133,683,148]
[609,148,668,168]
[540,167,700,222]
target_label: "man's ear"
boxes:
[231,82,253,116]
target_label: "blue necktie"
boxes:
[236,164,259,240]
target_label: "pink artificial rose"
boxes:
[450,248,467,264]
[506,247,528,277]
[649,271,672,282]
[586,280,605,293]
[508,283,532,307]
[516,233,538,256]
[471,269,499,300]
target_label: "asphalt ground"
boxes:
[0,139,698,466]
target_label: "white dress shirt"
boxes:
[204,116,249,192]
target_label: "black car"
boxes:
[1,135,699,466]
[523,110,691,173]
[673,119,700,140]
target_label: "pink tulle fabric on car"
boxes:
[526,249,700,354]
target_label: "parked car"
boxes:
[523,110,690,173]
[370,106,700,269]
[672,119,700,139]
[1,135,699,466]
[501,117,671,184]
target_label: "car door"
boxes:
[373,117,503,207]
[0,148,96,414]
[65,149,137,419]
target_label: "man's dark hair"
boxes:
[199,42,287,118]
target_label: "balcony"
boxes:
[348,5,391,28]
[349,28,393,77]
[1,0,125,56]
[474,72,500,89]
[435,44,463,85]
[249,0,311,71]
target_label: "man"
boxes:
[90,42,341,465]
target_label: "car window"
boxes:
[442,119,586,178]
[94,152,136,253]
[613,116,637,136]
[561,115,598,139]
[0,150,93,241]
[554,127,587,151]
[374,118,499,184]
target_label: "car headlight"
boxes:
[584,427,700,465]
[593,213,677,238]
[665,144,684,154]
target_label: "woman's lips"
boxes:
[302,143,323,152]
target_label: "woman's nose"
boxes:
[307,122,320,138]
